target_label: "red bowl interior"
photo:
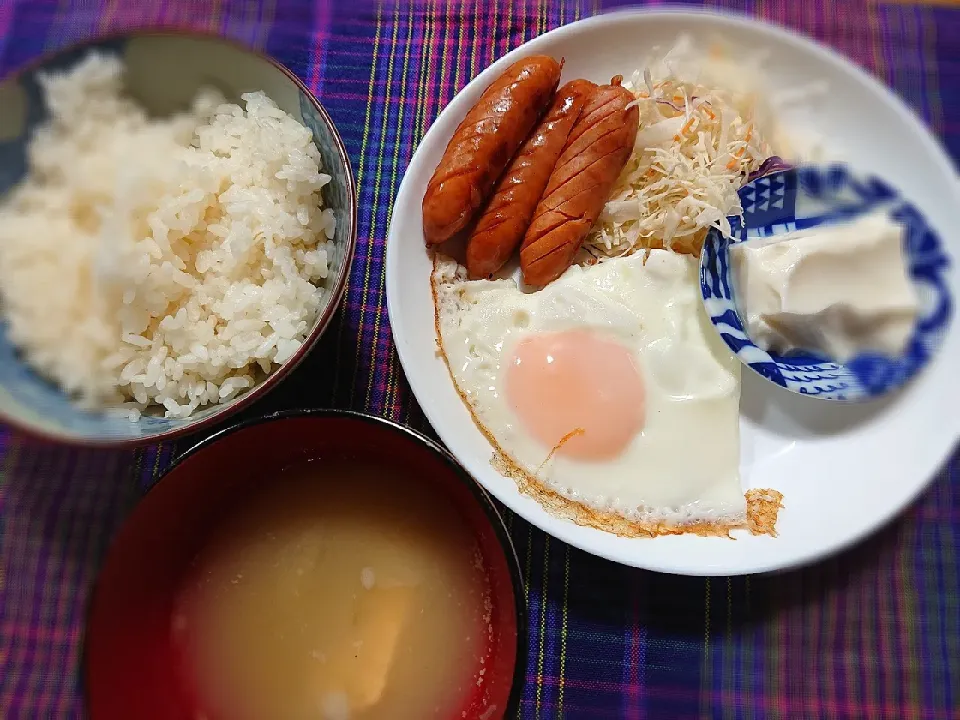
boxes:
[85,411,525,720]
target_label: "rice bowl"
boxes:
[0,32,356,444]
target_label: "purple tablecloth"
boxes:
[2,0,959,717]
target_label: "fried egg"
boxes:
[433,249,747,532]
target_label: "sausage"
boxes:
[465,79,596,279]
[520,77,639,287]
[422,55,562,246]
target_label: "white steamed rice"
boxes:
[0,53,336,420]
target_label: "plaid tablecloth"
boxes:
[1,0,959,718]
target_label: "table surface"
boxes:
[1,0,959,718]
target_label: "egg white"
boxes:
[433,249,747,528]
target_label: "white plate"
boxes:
[386,9,960,575]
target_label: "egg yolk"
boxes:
[505,329,645,461]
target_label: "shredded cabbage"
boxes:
[585,36,814,258]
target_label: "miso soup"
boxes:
[171,459,493,720]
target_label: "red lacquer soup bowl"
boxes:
[84,410,527,720]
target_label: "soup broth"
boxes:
[171,458,492,720]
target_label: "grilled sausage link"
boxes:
[422,55,562,246]
[520,77,639,287]
[465,79,596,279]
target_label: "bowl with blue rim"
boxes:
[0,32,357,445]
[699,162,952,401]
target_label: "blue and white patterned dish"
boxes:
[700,165,952,401]
[0,32,356,445]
